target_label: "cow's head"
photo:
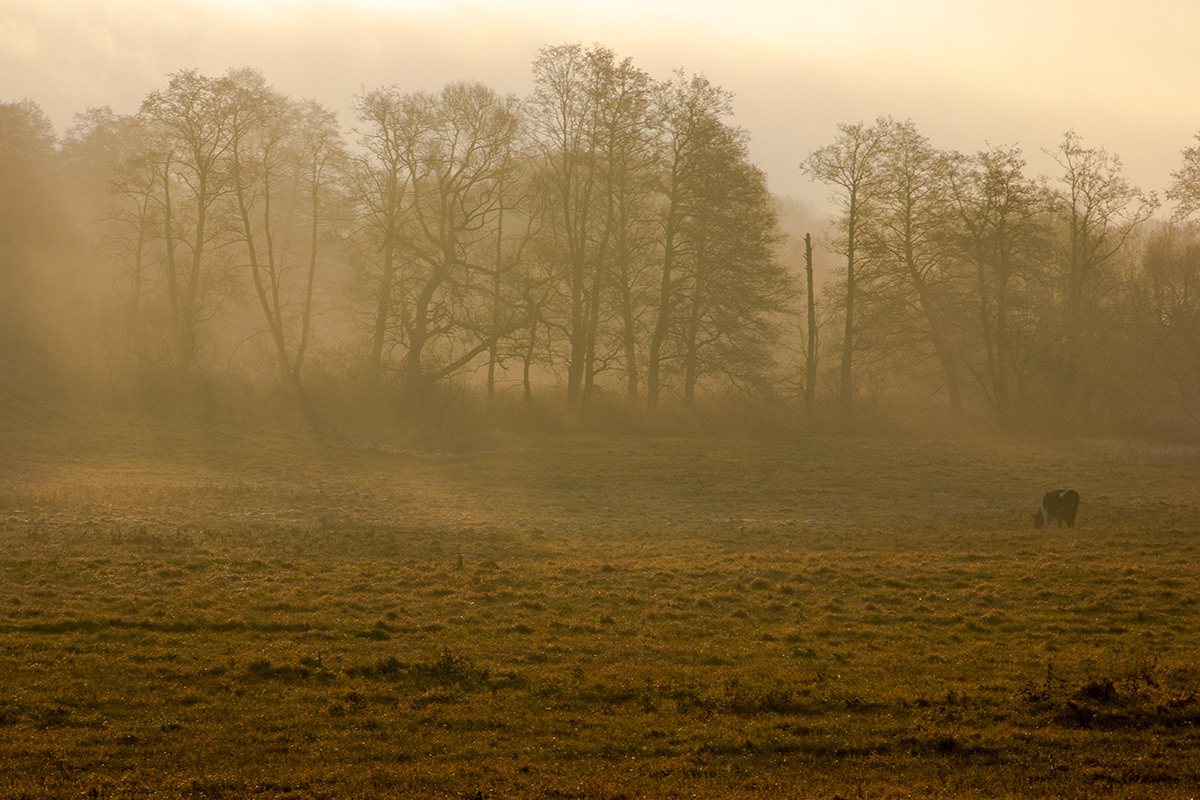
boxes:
[1032,508,1047,529]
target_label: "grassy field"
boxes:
[2,402,1200,798]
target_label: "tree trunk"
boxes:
[647,192,679,413]
[804,233,818,429]
[487,202,504,406]
[367,209,397,397]
[840,206,858,428]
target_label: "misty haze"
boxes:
[3,2,1200,798]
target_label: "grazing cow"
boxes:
[1034,489,1080,529]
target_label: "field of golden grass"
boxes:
[2,403,1200,798]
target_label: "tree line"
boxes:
[3,44,1200,438]
[1,45,788,429]
[805,119,1200,438]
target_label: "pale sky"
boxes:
[3,0,1199,210]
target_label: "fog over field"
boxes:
[4,0,1200,437]
[5,5,1200,797]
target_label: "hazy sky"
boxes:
[4,0,1200,210]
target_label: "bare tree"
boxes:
[1047,131,1157,414]
[529,43,599,406]
[676,123,786,403]
[864,119,966,418]
[140,69,237,392]
[1122,225,1200,421]
[949,144,1046,426]
[529,43,657,409]
[803,120,886,428]
[645,72,731,412]
[1167,130,1200,221]
[583,48,657,404]
[352,87,412,396]
[225,70,298,396]
[484,140,544,405]
[386,81,528,403]
[224,70,347,417]
[292,99,349,391]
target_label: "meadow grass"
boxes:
[2,405,1200,797]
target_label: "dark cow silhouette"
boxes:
[1034,489,1080,529]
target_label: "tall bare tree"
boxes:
[803,120,886,428]
[1047,131,1156,414]
[645,72,731,412]
[140,69,237,392]
[388,81,527,402]
[676,122,785,403]
[864,119,966,417]
[225,70,299,396]
[224,69,347,416]
[353,87,412,396]
[583,48,657,404]
[949,144,1046,426]
[292,99,349,390]
[529,43,599,406]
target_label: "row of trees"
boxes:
[0,44,787,427]
[4,44,1200,437]
[806,119,1200,436]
